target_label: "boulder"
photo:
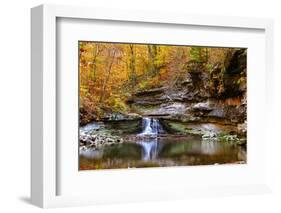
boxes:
[192,102,212,111]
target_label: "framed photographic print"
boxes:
[31,4,274,208]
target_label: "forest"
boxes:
[79,41,247,170]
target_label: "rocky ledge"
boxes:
[201,132,246,145]
[80,131,124,151]
[159,119,246,145]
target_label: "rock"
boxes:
[79,130,124,151]
[134,87,167,97]
[219,134,243,144]
[80,133,95,145]
[122,50,247,138]
[103,112,141,121]
[237,121,247,136]
[202,132,246,145]
[202,132,217,138]
[89,143,97,148]
[192,102,212,111]
[141,102,187,117]
[208,108,225,118]
[116,138,123,143]
[202,132,218,142]
[105,119,142,134]
[181,75,192,85]
[80,146,87,151]
[160,119,238,137]
[237,138,246,145]
[224,49,246,75]
[224,135,238,141]
[106,138,114,143]
[80,122,102,133]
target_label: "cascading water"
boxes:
[137,117,165,160]
[138,117,164,136]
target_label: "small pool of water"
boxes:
[79,134,246,170]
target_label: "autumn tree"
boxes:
[79,41,236,121]
[189,47,209,63]
[147,45,159,76]
[128,44,137,89]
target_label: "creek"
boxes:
[80,117,246,170]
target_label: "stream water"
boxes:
[80,117,246,170]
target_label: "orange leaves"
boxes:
[79,41,233,120]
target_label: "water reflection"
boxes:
[136,137,163,161]
[80,148,104,159]
[80,135,246,170]
[80,117,246,170]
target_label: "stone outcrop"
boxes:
[127,49,247,140]
[80,49,247,148]
[80,131,124,151]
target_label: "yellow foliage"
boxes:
[79,41,240,120]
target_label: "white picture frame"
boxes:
[31,4,274,208]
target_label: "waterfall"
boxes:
[137,117,164,160]
[138,117,164,136]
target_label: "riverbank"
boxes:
[80,116,246,154]
[79,117,246,170]
[80,49,247,149]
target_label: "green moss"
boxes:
[104,119,142,134]
[163,121,204,136]
[216,133,246,145]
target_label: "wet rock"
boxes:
[80,132,95,145]
[220,134,240,143]
[202,132,218,142]
[218,134,246,145]
[237,138,246,145]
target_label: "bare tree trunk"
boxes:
[147,45,158,76]
[205,48,209,63]
[129,44,136,89]
[92,44,102,83]
[99,49,116,103]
